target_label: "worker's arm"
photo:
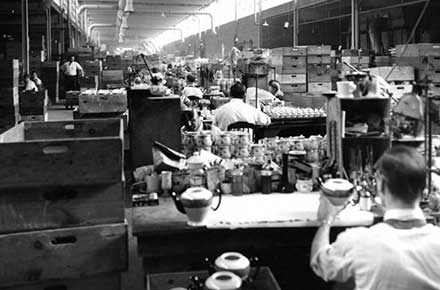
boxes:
[255,110,271,126]
[76,62,85,77]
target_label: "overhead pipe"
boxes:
[88,23,116,41]
[78,4,117,15]
[128,10,217,34]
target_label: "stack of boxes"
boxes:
[19,90,49,122]
[82,60,102,89]
[40,61,60,103]
[395,43,440,97]
[0,118,127,290]
[340,49,371,76]
[307,45,332,94]
[367,66,415,100]
[272,47,308,93]
[0,59,19,133]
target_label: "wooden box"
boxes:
[277,73,306,84]
[0,119,123,188]
[307,45,331,55]
[281,83,307,93]
[102,70,124,87]
[79,91,127,114]
[307,64,332,82]
[366,66,415,82]
[308,82,332,93]
[0,183,124,233]
[308,55,332,64]
[271,46,307,56]
[395,43,440,57]
[0,223,127,287]
[7,274,121,290]
[19,90,48,116]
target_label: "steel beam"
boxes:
[21,0,29,74]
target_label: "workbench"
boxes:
[132,193,373,290]
[255,117,326,140]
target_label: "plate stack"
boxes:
[307,45,332,94]
[0,59,19,133]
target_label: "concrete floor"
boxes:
[47,106,144,290]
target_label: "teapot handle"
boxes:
[212,189,222,211]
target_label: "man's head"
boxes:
[31,71,38,79]
[268,80,281,95]
[229,82,246,99]
[186,74,196,84]
[186,109,202,131]
[24,74,30,81]
[69,55,75,62]
[375,145,426,207]
[151,73,163,85]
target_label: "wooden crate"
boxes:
[272,56,307,74]
[307,64,332,82]
[280,83,307,93]
[79,91,128,114]
[308,55,332,64]
[418,69,440,83]
[0,119,123,188]
[271,46,307,56]
[19,90,48,116]
[366,66,415,82]
[0,182,124,233]
[306,45,331,55]
[102,70,124,88]
[277,73,306,84]
[0,223,127,287]
[308,82,332,93]
[395,43,440,57]
[7,274,121,290]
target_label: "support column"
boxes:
[46,8,52,61]
[67,0,72,48]
[293,0,298,46]
[351,0,359,49]
[21,0,29,74]
[60,9,65,55]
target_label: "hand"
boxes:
[317,194,345,223]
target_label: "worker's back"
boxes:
[336,223,440,290]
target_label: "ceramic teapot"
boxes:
[170,187,221,226]
[319,178,354,206]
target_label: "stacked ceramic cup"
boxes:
[182,131,198,157]
[232,131,251,159]
[216,132,232,159]
[196,131,213,152]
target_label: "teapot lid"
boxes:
[205,271,242,290]
[181,187,212,201]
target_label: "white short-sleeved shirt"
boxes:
[311,208,440,290]
[61,61,84,76]
[213,99,271,131]
[25,80,38,92]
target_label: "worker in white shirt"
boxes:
[61,55,84,92]
[31,71,43,91]
[213,82,271,131]
[311,146,440,290]
[181,74,203,110]
[23,74,38,92]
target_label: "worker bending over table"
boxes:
[311,146,440,290]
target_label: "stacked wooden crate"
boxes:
[307,45,332,94]
[0,118,127,290]
[66,47,94,62]
[0,59,20,133]
[272,47,308,94]
[367,66,415,100]
[81,60,102,89]
[395,43,440,97]
[341,49,370,76]
[105,56,122,70]
[40,61,60,104]
[19,90,49,122]
[102,70,125,89]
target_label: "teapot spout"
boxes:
[169,192,186,214]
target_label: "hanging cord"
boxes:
[385,0,431,81]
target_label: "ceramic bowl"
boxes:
[205,271,242,290]
[215,252,250,279]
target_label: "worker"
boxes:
[61,55,84,92]
[268,80,284,100]
[181,74,203,110]
[31,71,43,91]
[23,73,38,92]
[311,146,440,290]
[230,41,241,78]
[243,75,280,108]
[181,109,204,133]
[213,82,271,131]
[149,73,171,96]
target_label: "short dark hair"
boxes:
[230,82,246,99]
[375,145,426,204]
[268,79,280,90]
[186,74,195,83]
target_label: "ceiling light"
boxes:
[262,21,269,27]
[161,12,166,17]
[284,21,289,29]
[124,0,134,14]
